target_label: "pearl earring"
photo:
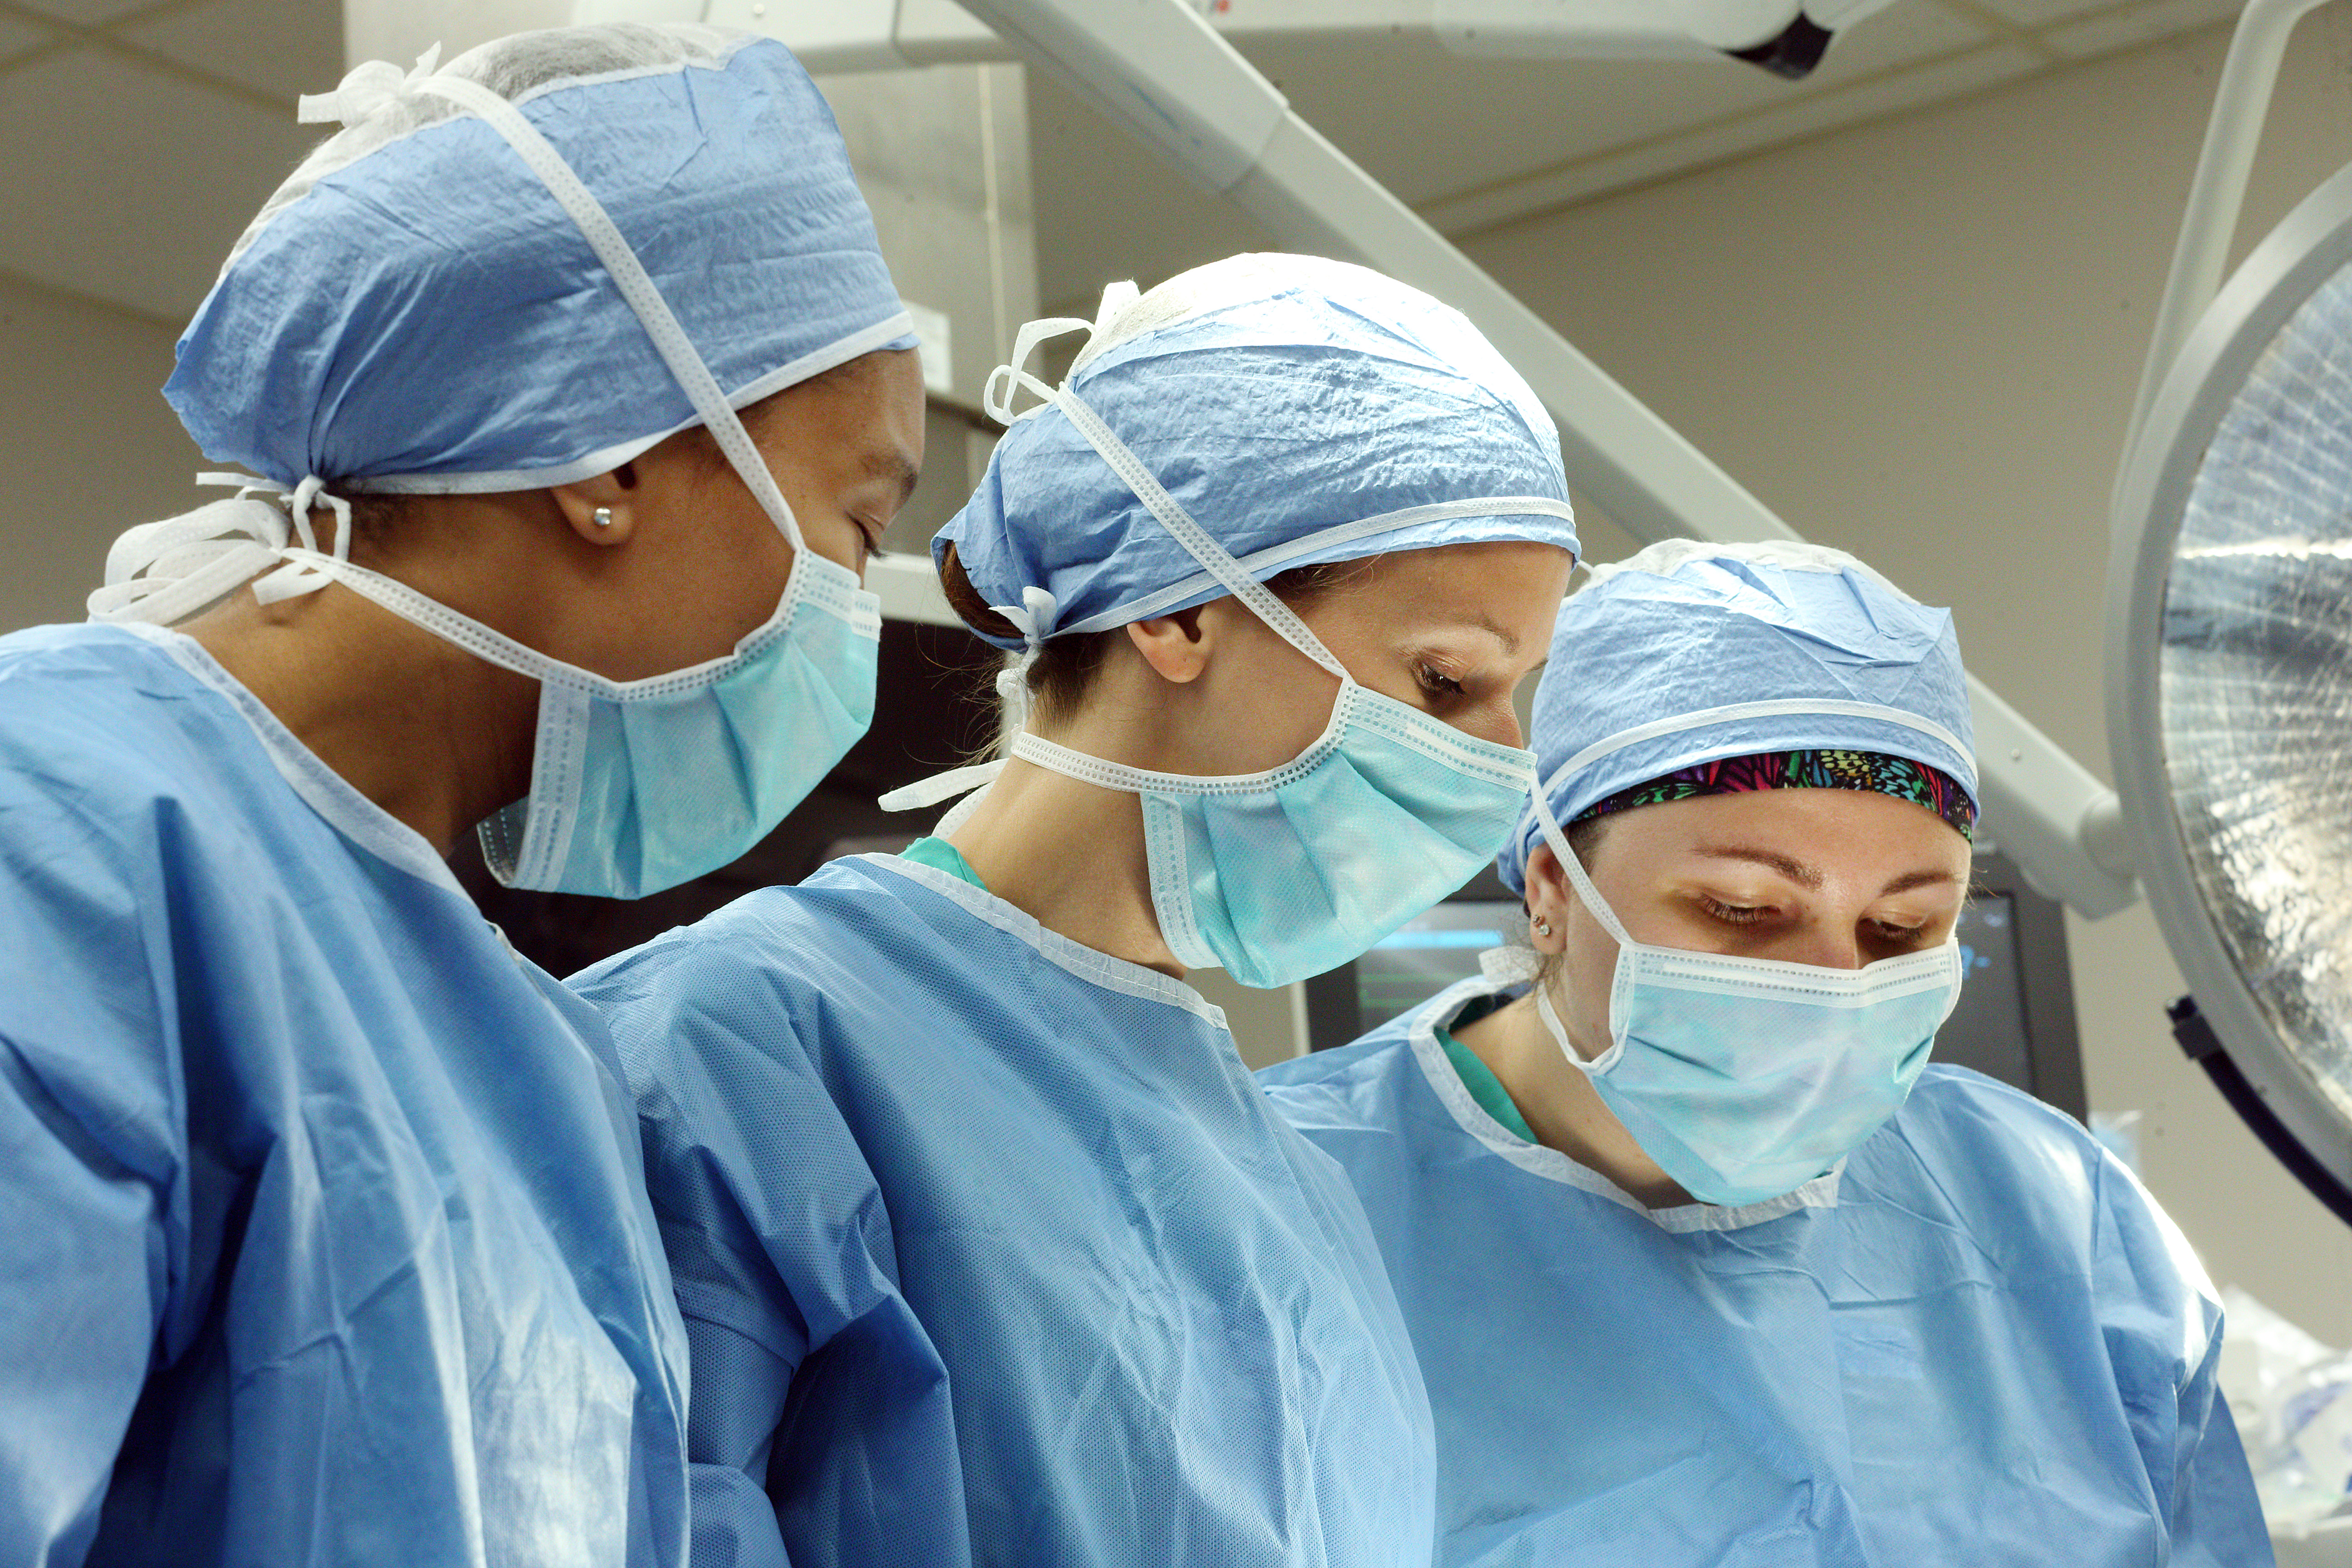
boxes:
[592,506,614,528]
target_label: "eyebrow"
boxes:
[1693,845,1964,898]
[1879,867,1964,896]
[1693,845,1822,889]
[1457,611,1521,656]
[865,449,921,505]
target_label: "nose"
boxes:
[1482,694,1525,750]
[1784,922,1866,971]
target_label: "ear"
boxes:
[1524,840,1574,957]
[547,460,642,546]
[1123,605,1211,686]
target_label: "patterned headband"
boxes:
[1569,749,1976,839]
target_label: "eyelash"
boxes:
[1416,662,1465,698]
[1701,901,1928,942]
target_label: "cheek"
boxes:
[795,510,867,577]
[1553,919,1621,1059]
[1196,645,1342,771]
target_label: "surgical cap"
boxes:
[1499,539,1977,894]
[167,24,911,492]
[937,254,1578,650]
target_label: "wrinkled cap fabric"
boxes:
[937,254,1578,650]
[168,24,912,492]
[1500,539,1976,894]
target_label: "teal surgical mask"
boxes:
[1533,795,1963,1207]
[1014,679,1536,991]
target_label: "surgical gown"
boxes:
[0,623,688,1568]
[1258,977,2272,1568]
[573,852,1436,1568]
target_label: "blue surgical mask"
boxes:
[1534,796,1963,1207]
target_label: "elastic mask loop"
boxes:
[412,74,814,559]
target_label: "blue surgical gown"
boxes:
[572,853,1437,1568]
[1258,977,2273,1568]
[0,623,688,1568]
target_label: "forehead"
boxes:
[779,351,926,470]
[1343,540,1574,632]
[1617,786,1971,867]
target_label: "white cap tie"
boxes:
[87,471,355,623]
[297,44,442,128]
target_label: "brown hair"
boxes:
[937,541,1373,726]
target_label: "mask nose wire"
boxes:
[413,74,815,564]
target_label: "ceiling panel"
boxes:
[1236,2,1994,213]
[1423,39,2043,231]
[0,47,316,320]
[119,0,341,104]
[10,0,163,25]
[0,13,55,62]
[2046,0,2244,58]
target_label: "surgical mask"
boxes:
[1532,795,1962,1206]
[92,72,883,901]
[888,343,1542,990]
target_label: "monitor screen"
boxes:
[1344,901,1523,1038]
[1937,892,2034,1093]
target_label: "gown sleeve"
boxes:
[578,915,965,1568]
[2090,1149,2276,1567]
[0,753,183,1568]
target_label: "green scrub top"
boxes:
[1435,1009,1536,1144]
[900,836,987,892]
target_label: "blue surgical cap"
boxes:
[937,255,1578,649]
[1499,539,1977,894]
[167,25,912,492]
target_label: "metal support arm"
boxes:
[951,0,2140,917]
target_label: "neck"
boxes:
[947,754,1181,978]
[1451,988,1695,1208]
[180,583,540,854]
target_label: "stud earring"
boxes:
[592,506,614,528]
[1533,916,1553,938]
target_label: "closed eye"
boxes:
[1699,896,1772,926]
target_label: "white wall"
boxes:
[1459,20,2352,1341]
[0,277,201,632]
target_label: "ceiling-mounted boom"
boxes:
[615,0,1894,80]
